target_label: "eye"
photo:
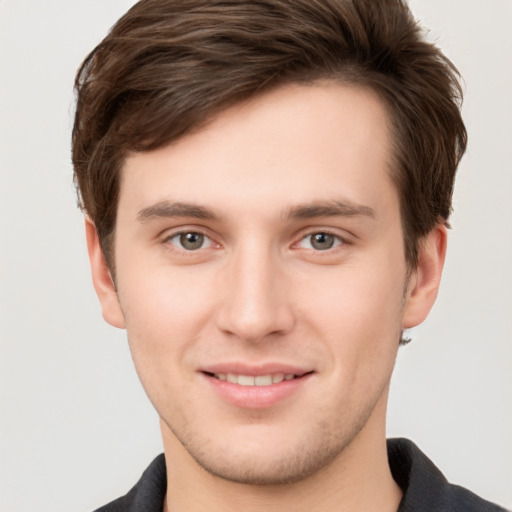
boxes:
[297,232,343,251]
[167,231,213,251]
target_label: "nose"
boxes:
[215,244,296,344]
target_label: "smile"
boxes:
[202,369,313,408]
[210,373,298,386]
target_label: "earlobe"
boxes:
[85,219,126,329]
[402,224,447,329]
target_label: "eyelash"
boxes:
[162,228,349,255]
[163,230,216,253]
[295,230,346,251]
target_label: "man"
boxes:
[72,1,507,510]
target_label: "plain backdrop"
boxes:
[1,1,511,510]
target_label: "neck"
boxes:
[161,394,402,512]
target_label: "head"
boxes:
[73,0,466,489]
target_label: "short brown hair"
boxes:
[72,0,467,268]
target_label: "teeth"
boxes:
[255,375,272,386]
[213,373,297,386]
[238,375,255,386]
[272,373,284,384]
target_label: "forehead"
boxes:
[120,82,396,222]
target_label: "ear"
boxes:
[402,224,447,329]
[85,218,126,329]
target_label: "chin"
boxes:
[192,448,339,486]
[174,417,365,486]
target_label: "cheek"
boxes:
[295,259,405,373]
[117,264,219,367]
[300,270,403,418]
[299,263,404,331]
[118,271,216,416]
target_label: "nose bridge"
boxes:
[216,239,294,342]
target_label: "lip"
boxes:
[199,363,314,409]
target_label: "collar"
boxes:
[95,439,506,511]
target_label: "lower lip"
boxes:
[202,373,312,409]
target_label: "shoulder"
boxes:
[92,454,167,512]
[388,438,509,512]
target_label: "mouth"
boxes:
[201,367,314,408]
[203,371,311,387]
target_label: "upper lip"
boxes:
[200,362,313,377]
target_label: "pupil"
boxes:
[180,232,204,250]
[311,233,334,250]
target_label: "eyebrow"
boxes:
[284,200,376,220]
[137,201,221,222]
[136,199,375,224]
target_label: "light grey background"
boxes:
[1,1,511,510]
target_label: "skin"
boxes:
[87,82,446,512]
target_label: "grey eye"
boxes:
[310,232,335,250]
[297,232,342,251]
[180,232,204,250]
[169,232,209,250]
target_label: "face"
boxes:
[88,82,444,485]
